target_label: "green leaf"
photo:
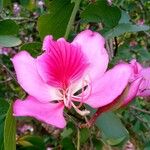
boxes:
[0,0,11,9]
[144,142,150,150]
[0,100,9,150]
[119,10,130,24]
[80,128,90,144]
[0,100,9,116]
[0,35,21,47]
[134,47,150,62]
[61,138,75,150]
[92,138,103,150]
[0,116,5,150]
[96,111,129,146]
[37,0,74,39]
[4,102,16,150]
[20,42,42,56]
[0,19,19,35]
[104,23,150,39]
[81,0,121,28]
[19,0,36,11]
[61,128,73,139]
[18,135,45,150]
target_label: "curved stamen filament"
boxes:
[61,76,92,116]
[72,76,92,108]
[71,101,90,116]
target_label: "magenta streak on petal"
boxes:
[36,38,89,89]
[11,51,59,103]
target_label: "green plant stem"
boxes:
[64,0,81,39]
[77,128,80,150]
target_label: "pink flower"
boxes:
[121,59,150,106]
[87,60,149,126]
[13,3,21,16]
[107,0,113,5]
[12,30,133,128]
[129,40,138,47]
[0,46,12,55]
[137,19,145,25]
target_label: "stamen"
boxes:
[72,76,92,108]
[71,102,90,116]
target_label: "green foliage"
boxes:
[4,102,16,150]
[80,128,90,144]
[0,35,21,47]
[18,135,45,150]
[0,19,19,35]
[37,0,74,39]
[0,100,9,150]
[0,0,11,9]
[20,42,42,56]
[81,0,121,28]
[19,0,36,11]
[0,0,150,149]
[96,112,129,146]
[61,138,75,150]
[0,19,21,47]
[104,23,150,39]
[0,100,9,116]
[92,138,103,150]
[61,128,73,139]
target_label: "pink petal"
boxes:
[13,96,66,128]
[72,30,109,81]
[121,77,143,106]
[36,39,89,89]
[83,64,132,108]
[137,68,150,96]
[130,59,142,74]
[11,51,59,102]
[42,35,53,51]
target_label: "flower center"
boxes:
[59,76,91,116]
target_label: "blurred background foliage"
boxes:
[0,0,150,149]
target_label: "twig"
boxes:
[77,128,80,150]
[64,112,79,128]
[0,77,12,83]
[130,105,150,115]
[114,37,118,56]
[64,0,81,39]
[0,61,17,82]
[129,108,149,124]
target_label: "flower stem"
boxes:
[64,0,81,39]
[77,128,80,150]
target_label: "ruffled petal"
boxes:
[72,30,109,81]
[13,96,66,128]
[36,39,89,89]
[83,64,132,108]
[130,59,142,74]
[137,68,150,96]
[11,51,59,102]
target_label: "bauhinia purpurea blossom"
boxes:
[12,30,150,128]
